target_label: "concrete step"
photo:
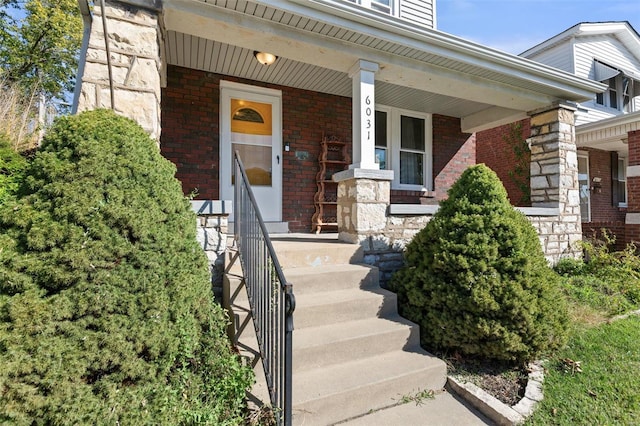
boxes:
[293,315,421,373]
[292,349,447,426]
[293,287,397,329]
[272,239,363,268]
[283,263,378,294]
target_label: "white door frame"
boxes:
[220,80,283,222]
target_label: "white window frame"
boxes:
[618,157,628,208]
[596,74,636,113]
[375,105,433,191]
[578,151,591,223]
[346,0,399,17]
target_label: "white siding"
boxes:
[575,101,618,126]
[574,35,640,80]
[524,42,574,73]
[399,0,435,29]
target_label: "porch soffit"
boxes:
[161,0,604,130]
[576,111,640,154]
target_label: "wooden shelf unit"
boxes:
[311,136,350,233]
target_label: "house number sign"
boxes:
[365,95,373,142]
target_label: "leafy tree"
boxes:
[390,164,568,363]
[0,110,252,424]
[0,0,82,101]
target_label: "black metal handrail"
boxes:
[233,151,295,426]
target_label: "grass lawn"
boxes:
[528,315,640,425]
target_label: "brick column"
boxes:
[625,130,640,244]
[76,0,162,141]
[333,169,394,244]
[527,103,582,259]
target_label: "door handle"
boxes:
[277,155,280,164]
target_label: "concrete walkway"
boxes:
[340,390,493,425]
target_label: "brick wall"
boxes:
[432,115,476,201]
[476,119,531,206]
[161,66,351,232]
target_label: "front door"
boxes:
[220,81,282,222]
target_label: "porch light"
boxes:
[254,51,278,65]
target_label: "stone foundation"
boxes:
[192,201,232,298]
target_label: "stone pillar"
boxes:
[333,169,394,244]
[348,60,379,170]
[76,0,162,141]
[527,103,582,259]
[624,130,640,244]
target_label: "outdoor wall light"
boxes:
[254,51,278,65]
[592,176,602,193]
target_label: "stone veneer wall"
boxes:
[357,208,580,287]
[192,201,231,299]
[76,1,162,140]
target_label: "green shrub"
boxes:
[390,164,568,363]
[554,257,585,276]
[0,110,252,425]
[556,234,640,316]
[0,134,28,206]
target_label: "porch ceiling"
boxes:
[161,0,604,132]
[165,32,491,119]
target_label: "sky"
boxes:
[436,0,640,55]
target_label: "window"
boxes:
[375,106,432,190]
[346,0,397,16]
[595,74,637,113]
[578,153,590,222]
[375,110,387,170]
[618,157,627,206]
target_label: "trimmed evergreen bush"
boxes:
[0,134,27,206]
[390,164,568,362]
[0,110,252,424]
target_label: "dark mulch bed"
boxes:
[443,353,528,406]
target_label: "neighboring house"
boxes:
[73,0,603,270]
[479,21,640,248]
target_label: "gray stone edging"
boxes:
[447,361,545,426]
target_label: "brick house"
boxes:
[478,22,640,248]
[73,0,604,274]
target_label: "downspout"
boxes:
[72,0,92,114]
[99,0,115,109]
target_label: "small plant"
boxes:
[391,165,568,363]
[395,388,436,406]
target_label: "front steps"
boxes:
[271,237,447,425]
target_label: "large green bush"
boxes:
[390,164,568,363]
[0,110,252,424]
[0,134,27,206]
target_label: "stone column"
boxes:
[334,169,394,244]
[76,0,162,141]
[527,103,582,259]
[348,60,379,170]
[624,130,640,244]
